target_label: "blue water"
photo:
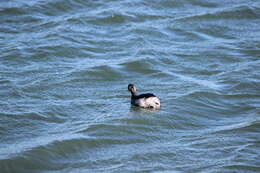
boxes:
[1,0,260,172]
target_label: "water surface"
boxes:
[1,0,260,172]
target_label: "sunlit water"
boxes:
[1,0,260,172]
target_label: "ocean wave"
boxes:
[213,119,260,134]
[223,164,260,172]
[162,71,223,90]
[159,0,218,9]
[87,13,129,25]
[176,4,259,22]
[77,121,159,140]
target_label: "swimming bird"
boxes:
[128,84,160,109]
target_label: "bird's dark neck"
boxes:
[131,91,137,97]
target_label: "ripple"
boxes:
[177,4,259,21]
[223,164,260,172]
[77,121,160,142]
[213,119,260,134]
[121,59,160,75]
[163,71,223,90]
[89,13,128,25]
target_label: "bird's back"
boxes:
[131,93,160,109]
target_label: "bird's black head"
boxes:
[128,84,137,93]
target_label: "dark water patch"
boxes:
[159,0,217,9]
[34,44,87,58]
[234,40,260,58]
[214,5,259,19]
[1,134,147,168]
[83,65,124,81]
[133,27,169,39]
[77,122,159,141]
[0,79,12,86]
[46,137,145,155]
[0,112,64,125]
[223,80,260,94]
[0,26,20,34]
[131,13,166,23]
[196,24,235,40]
[89,13,128,25]
[34,20,60,33]
[31,0,85,17]
[182,91,258,115]
[0,7,27,16]
[120,59,160,75]
[0,157,58,173]
[213,119,260,134]
[188,0,218,8]
[223,164,260,172]
[176,4,259,22]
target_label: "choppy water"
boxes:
[1,0,260,172]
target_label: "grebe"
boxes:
[128,84,160,109]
